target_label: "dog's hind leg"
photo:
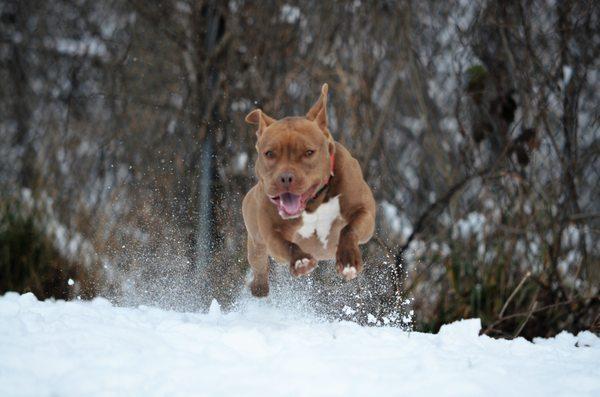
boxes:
[247,237,269,297]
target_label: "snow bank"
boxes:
[1,292,598,397]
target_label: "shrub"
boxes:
[0,198,99,300]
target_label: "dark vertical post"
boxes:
[195,0,222,270]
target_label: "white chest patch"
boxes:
[297,195,341,248]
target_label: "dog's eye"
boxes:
[265,150,275,159]
[305,149,315,157]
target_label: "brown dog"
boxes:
[242,84,376,297]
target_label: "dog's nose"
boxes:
[278,172,294,188]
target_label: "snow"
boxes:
[1,292,599,397]
[280,5,301,24]
[563,65,573,86]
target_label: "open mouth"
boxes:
[269,188,317,219]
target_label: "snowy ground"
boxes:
[1,292,599,397]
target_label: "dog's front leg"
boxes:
[336,207,375,280]
[264,232,317,277]
[247,237,269,297]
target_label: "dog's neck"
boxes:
[305,152,336,212]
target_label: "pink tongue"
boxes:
[280,193,301,214]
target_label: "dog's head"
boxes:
[246,84,335,219]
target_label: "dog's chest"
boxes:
[296,195,341,248]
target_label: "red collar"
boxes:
[312,153,335,200]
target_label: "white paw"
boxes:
[295,258,310,269]
[294,258,315,273]
[342,266,357,280]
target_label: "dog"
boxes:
[242,84,376,297]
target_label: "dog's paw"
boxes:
[290,256,317,277]
[341,265,358,281]
[250,279,269,297]
[336,234,363,281]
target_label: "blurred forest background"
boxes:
[1,0,599,339]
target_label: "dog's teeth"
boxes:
[302,258,310,266]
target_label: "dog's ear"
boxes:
[307,83,333,141]
[306,83,328,123]
[245,109,276,137]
